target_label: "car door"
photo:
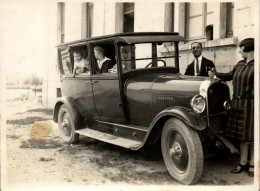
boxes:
[58,44,98,119]
[68,74,98,119]
[91,73,126,123]
[89,42,126,124]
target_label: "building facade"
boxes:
[42,1,257,108]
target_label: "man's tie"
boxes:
[195,58,199,75]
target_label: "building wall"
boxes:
[179,45,237,74]
[233,1,255,64]
[179,2,255,74]
[135,3,165,32]
[64,3,82,41]
[234,2,255,41]
[210,3,221,40]
[92,2,118,36]
[42,2,60,108]
[104,3,117,35]
[93,2,105,36]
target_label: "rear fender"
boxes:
[53,97,82,124]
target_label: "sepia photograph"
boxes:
[0,0,259,190]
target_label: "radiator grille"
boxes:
[207,83,230,133]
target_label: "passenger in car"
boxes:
[120,46,131,71]
[94,45,114,73]
[185,42,215,77]
[109,46,131,73]
[72,50,89,77]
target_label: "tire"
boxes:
[161,118,204,185]
[58,105,79,144]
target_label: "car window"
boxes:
[119,42,177,72]
[119,45,132,73]
[157,42,177,67]
[91,43,116,75]
[58,45,72,75]
[71,45,90,77]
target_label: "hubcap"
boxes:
[61,113,72,137]
[168,131,189,172]
[169,142,182,160]
[61,119,68,128]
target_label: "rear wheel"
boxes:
[161,118,203,185]
[58,105,79,144]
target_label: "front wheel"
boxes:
[58,105,79,144]
[161,118,204,185]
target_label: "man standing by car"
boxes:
[94,45,114,73]
[185,42,215,76]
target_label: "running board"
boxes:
[95,120,149,132]
[75,128,142,149]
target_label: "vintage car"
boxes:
[53,32,237,185]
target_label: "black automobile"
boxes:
[53,32,236,184]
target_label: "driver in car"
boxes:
[109,46,131,73]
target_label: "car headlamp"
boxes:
[190,95,206,114]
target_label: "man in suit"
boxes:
[185,42,215,76]
[94,45,114,73]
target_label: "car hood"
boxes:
[126,73,207,97]
[153,73,207,96]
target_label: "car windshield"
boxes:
[119,42,177,71]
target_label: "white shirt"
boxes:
[97,57,111,69]
[74,58,87,69]
[193,55,202,76]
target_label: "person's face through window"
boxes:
[120,47,130,60]
[239,46,247,59]
[121,51,128,60]
[73,52,82,62]
[191,43,202,58]
[94,49,100,60]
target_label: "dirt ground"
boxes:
[4,89,255,190]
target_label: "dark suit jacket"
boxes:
[185,56,215,77]
[98,59,115,73]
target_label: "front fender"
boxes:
[53,97,81,123]
[151,106,206,131]
[134,106,206,150]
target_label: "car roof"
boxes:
[57,32,186,48]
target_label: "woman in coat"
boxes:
[209,38,254,177]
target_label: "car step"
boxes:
[75,128,142,149]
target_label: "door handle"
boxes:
[83,81,98,84]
